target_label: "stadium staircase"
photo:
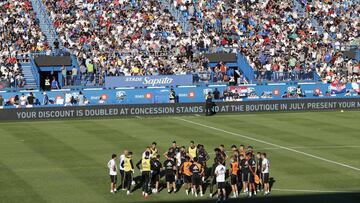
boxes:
[21,62,39,89]
[30,0,61,51]
[236,53,255,84]
[158,0,189,32]
[293,0,305,18]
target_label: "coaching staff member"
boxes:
[205,92,215,116]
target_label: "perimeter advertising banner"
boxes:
[105,75,193,88]
[1,98,359,121]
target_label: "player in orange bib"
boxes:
[230,156,239,198]
[180,156,193,195]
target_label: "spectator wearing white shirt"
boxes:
[214,160,227,201]
[261,153,270,195]
[107,154,118,193]
[19,93,27,106]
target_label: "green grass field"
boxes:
[0,111,360,203]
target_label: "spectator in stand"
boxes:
[61,66,67,86]
[27,92,35,105]
[51,77,59,89]
[43,92,49,105]
[0,95,4,106]
[213,88,220,100]
[71,66,78,86]
[19,93,27,106]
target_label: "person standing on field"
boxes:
[215,158,227,202]
[119,150,128,190]
[136,151,152,198]
[122,151,134,195]
[107,154,117,193]
[151,155,162,194]
[261,153,270,195]
[163,156,177,193]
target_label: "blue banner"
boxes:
[0,83,359,108]
[105,75,193,88]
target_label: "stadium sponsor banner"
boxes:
[105,75,193,88]
[1,98,359,121]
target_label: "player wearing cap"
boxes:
[107,154,117,193]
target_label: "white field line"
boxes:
[207,146,360,155]
[271,188,356,193]
[176,118,360,172]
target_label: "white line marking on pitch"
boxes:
[176,118,360,172]
[261,145,360,150]
[208,146,360,155]
[272,188,355,193]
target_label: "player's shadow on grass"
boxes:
[147,192,360,203]
[131,175,143,193]
[269,177,276,190]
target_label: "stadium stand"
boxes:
[0,0,359,90]
[171,0,359,83]
[43,0,228,86]
[0,0,49,89]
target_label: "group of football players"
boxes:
[107,141,270,201]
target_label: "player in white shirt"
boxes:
[119,150,128,190]
[107,154,118,193]
[214,159,227,201]
[261,153,270,195]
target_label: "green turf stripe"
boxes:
[0,160,46,203]
[0,123,110,202]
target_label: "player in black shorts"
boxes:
[151,155,162,194]
[180,156,193,195]
[189,157,204,197]
[197,144,209,181]
[238,153,245,191]
[163,156,176,193]
[241,153,249,194]
[256,152,263,192]
[247,152,257,197]
[229,156,239,198]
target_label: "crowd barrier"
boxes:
[1,98,359,121]
[0,82,359,106]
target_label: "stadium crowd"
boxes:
[0,0,359,89]
[44,0,223,84]
[173,0,359,83]
[0,0,49,88]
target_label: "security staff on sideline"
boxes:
[205,92,214,116]
[169,88,176,103]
